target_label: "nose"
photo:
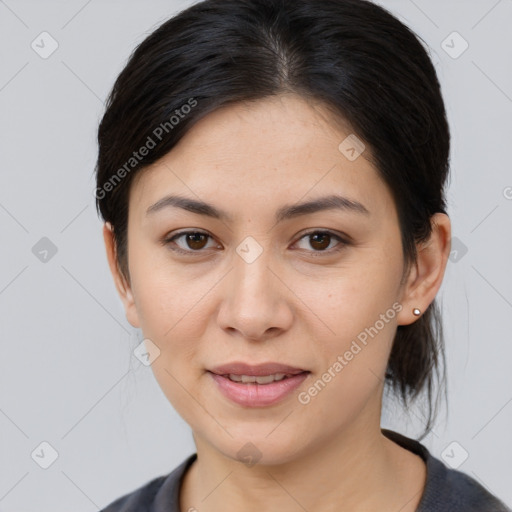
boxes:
[216,246,293,342]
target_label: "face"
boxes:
[110,93,416,465]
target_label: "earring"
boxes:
[412,308,421,316]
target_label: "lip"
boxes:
[209,372,309,407]
[209,361,307,377]
[207,362,310,407]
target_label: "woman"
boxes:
[95,0,511,510]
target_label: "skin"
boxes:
[103,93,451,512]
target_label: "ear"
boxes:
[102,222,140,328]
[396,213,451,326]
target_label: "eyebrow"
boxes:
[146,193,370,222]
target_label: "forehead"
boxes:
[130,94,393,220]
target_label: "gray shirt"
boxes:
[100,429,511,511]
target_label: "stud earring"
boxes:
[412,308,421,316]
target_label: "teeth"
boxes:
[228,373,288,384]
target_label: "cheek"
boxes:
[296,254,402,332]
[130,264,208,413]
[128,240,207,336]
[295,277,400,426]
[290,249,403,374]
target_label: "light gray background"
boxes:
[0,0,511,510]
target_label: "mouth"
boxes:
[219,373,300,384]
[208,361,308,378]
[207,362,310,407]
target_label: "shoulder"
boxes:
[100,475,165,512]
[418,455,511,512]
[100,453,197,512]
[382,429,511,512]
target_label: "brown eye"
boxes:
[183,232,209,250]
[164,229,348,257]
[294,230,348,255]
[309,232,331,251]
[164,230,217,254]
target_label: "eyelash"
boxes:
[162,229,349,257]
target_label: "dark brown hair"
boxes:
[95,0,450,440]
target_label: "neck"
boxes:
[180,404,426,512]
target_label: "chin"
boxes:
[214,434,306,468]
